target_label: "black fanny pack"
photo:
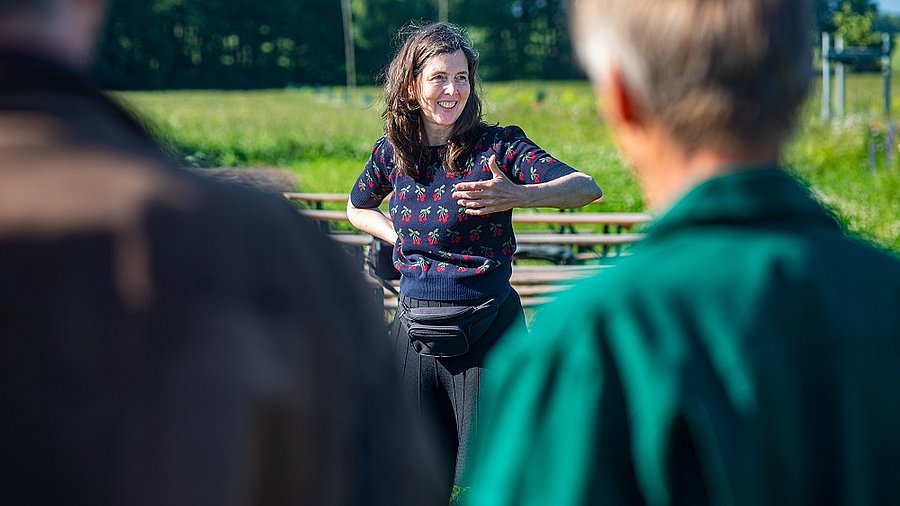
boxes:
[399,290,510,358]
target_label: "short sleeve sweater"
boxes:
[350,125,576,301]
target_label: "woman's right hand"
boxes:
[452,155,523,215]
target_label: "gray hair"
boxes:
[571,0,812,152]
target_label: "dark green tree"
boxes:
[455,0,579,81]
[833,0,881,46]
[96,0,585,89]
[816,0,878,32]
[350,0,580,84]
[97,0,345,89]
[874,12,900,34]
[350,0,438,85]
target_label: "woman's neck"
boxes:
[424,124,452,146]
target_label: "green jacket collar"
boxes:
[647,166,839,241]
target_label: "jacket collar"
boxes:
[0,48,104,107]
[646,166,839,242]
[0,48,161,157]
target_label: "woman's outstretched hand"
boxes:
[451,155,523,215]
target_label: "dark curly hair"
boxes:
[381,21,486,176]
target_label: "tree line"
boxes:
[95,0,894,90]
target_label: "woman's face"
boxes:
[415,50,471,144]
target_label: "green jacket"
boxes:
[466,168,900,506]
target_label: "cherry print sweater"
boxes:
[350,125,576,302]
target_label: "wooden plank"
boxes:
[574,251,633,261]
[512,284,571,296]
[511,265,611,284]
[379,282,574,298]
[375,264,612,309]
[520,297,556,308]
[300,208,651,227]
[513,264,609,274]
[368,265,611,290]
[512,212,651,226]
[299,209,351,222]
[326,230,643,248]
[284,192,604,207]
[375,266,605,287]
[515,233,645,246]
[327,233,373,246]
[284,192,349,203]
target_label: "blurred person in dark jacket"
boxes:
[0,0,442,504]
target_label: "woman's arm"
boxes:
[346,198,399,244]
[451,155,602,215]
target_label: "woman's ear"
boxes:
[407,75,418,99]
[407,78,420,110]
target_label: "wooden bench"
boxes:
[298,207,649,262]
[288,192,651,309]
[283,192,349,208]
[284,192,606,210]
[295,208,651,228]
[376,264,614,309]
[325,231,645,248]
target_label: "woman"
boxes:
[347,21,602,495]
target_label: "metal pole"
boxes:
[883,33,893,168]
[822,32,831,121]
[836,34,845,119]
[869,126,878,173]
[888,123,895,171]
[341,0,357,99]
[883,33,892,119]
[438,0,449,21]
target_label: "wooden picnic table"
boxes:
[302,205,649,266]
[324,231,644,247]
[376,264,615,309]
[289,192,647,308]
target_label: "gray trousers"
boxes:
[390,289,525,494]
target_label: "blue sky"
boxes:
[879,0,900,14]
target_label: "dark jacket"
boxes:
[0,50,442,506]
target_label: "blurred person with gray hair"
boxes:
[0,0,443,504]
[466,0,900,504]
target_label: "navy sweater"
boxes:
[350,125,576,301]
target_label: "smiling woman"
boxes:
[379,22,486,178]
[417,50,471,145]
[343,21,601,500]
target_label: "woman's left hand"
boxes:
[452,155,523,215]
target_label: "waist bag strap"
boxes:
[399,290,510,358]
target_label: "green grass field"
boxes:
[117,75,900,253]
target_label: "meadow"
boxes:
[118,75,900,253]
